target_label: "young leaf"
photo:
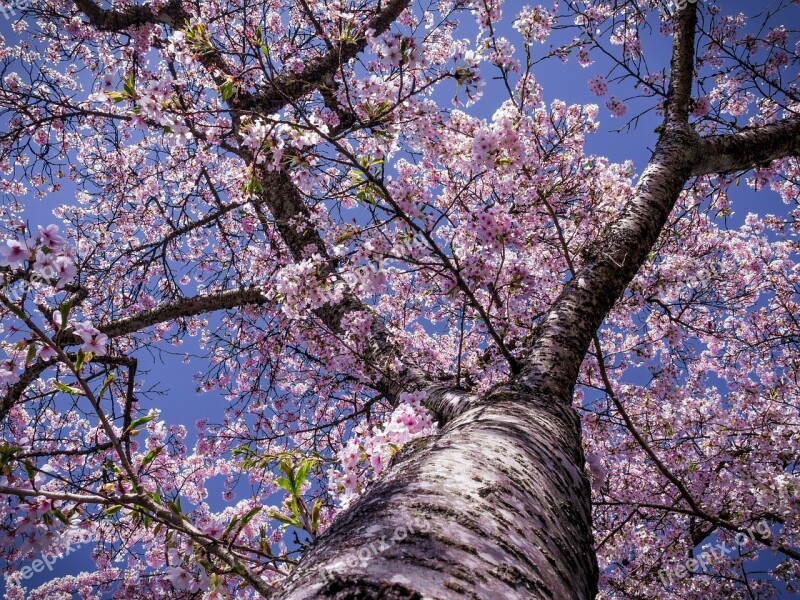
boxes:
[311,499,322,533]
[275,476,293,493]
[295,459,314,488]
[54,381,82,395]
[24,343,36,366]
[140,446,164,469]
[128,414,155,430]
[97,374,115,401]
[241,506,262,526]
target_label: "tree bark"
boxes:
[274,386,596,600]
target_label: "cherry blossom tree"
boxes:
[0,0,799,597]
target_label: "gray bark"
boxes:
[274,386,596,600]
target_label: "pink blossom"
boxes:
[0,359,19,385]
[369,453,384,474]
[588,75,608,96]
[342,471,358,491]
[605,96,627,117]
[74,321,109,356]
[692,96,711,118]
[165,567,193,591]
[33,250,58,279]
[36,224,65,251]
[0,239,30,267]
[514,6,554,44]
[38,345,58,360]
[54,256,77,287]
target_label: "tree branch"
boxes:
[237,0,410,116]
[665,2,699,127]
[72,0,410,121]
[98,287,269,339]
[71,0,188,30]
[253,168,427,404]
[518,6,701,401]
[693,115,800,176]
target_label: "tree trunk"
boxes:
[274,385,597,600]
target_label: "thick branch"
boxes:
[99,287,269,339]
[520,127,701,399]
[665,2,699,127]
[72,0,188,29]
[73,0,409,120]
[693,115,800,176]
[255,168,426,403]
[519,6,701,401]
[238,0,410,116]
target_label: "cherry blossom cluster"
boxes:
[0,225,75,289]
[512,5,554,45]
[328,392,436,507]
[587,74,608,96]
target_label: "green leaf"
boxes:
[222,515,240,539]
[232,444,253,457]
[199,559,214,571]
[311,499,322,532]
[54,381,82,395]
[107,91,128,103]
[123,73,135,98]
[268,510,300,528]
[167,497,182,515]
[220,81,235,101]
[289,496,300,520]
[50,507,70,525]
[98,374,115,401]
[240,506,261,527]
[129,414,155,430]
[74,349,85,370]
[25,343,36,367]
[245,175,263,195]
[279,459,293,476]
[275,476,293,493]
[102,459,121,475]
[58,304,71,329]
[295,460,314,488]
[140,446,164,469]
[0,444,21,467]
[103,505,123,517]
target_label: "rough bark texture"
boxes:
[274,385,596,600]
